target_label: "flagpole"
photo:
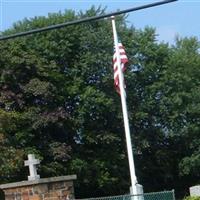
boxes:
[111,16,138,195]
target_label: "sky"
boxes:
[0,0,200,44]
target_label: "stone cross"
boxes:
[24,154,40,181]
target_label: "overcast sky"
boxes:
[1,0,199,44]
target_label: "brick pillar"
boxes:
[0,175,77,200]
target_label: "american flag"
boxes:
[113,41,128,94]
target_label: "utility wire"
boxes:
[0,0,178,41]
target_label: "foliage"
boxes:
[0,7,200,198]
[184,196,200,200]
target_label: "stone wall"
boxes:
[0,175,76,200]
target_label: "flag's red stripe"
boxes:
[112,42,128,94]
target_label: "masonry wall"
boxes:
[0,189,5,199]
[0,176,76,200]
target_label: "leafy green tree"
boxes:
[0,8,130,197]
[0,7,200,198]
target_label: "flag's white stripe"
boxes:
[114,73,118,79]
[113,55,128,61]
[113,65,124,72]
[120,55,128,59]
[113,49,126,56]
[114,63,125,70]
[113,51,127,57]
[119,48,125,53]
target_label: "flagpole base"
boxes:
[130,184,144,200]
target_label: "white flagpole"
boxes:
[111,16,138,195]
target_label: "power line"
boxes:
[0,0,178,41]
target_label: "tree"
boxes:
[0,7,200,198]
[0,8,130,197]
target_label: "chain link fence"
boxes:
[76,190,175,200]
